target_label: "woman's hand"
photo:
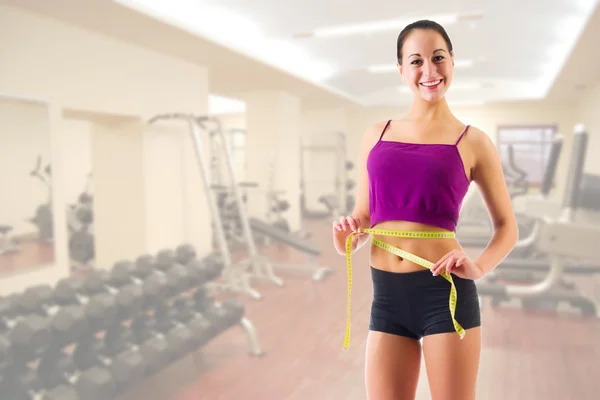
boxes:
[431,249,485,280]
[332,216,366,254]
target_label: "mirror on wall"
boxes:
[0,95,55,277]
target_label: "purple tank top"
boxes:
[367,120,471,231]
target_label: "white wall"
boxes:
[0,6,207,117]
[0,5,210,294]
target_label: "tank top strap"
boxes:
[455,125,470,145]
[379,120,392,141]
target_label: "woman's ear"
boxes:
[397,61,404,82]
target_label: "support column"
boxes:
[92,115,147,267]
[243,91,302,232]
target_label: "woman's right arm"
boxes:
[332,121,387,255]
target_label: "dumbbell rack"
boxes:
[0,243,264,400]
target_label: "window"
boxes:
[497,124,557,186]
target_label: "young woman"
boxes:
[332,20,518,400]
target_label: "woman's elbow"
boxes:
[492,214,519,241]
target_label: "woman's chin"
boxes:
[419,93,446,103]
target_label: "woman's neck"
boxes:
[405,97,453,121]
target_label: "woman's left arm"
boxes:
[431,127,519,279]
[468,127,519,275]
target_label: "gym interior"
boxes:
[1,1,599,399]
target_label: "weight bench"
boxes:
[0,225,19,255]
[249,218,333,282]
[318,194,340,216]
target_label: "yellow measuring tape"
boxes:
[344,228,465,349]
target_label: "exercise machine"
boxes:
[501,144,529,197]
[27,155,54,243]
[263,152,311,238]
[477,125,600,317]
[148,113,332,301]
[300,132,355,218]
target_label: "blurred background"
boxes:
[0,0,599,399]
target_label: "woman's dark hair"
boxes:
[396,20,453,64]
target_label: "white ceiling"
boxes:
[4,0,599,112]
[115,0,600,108]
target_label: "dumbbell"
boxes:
[37,348,116,400]
[102,258,196,373]
[158,248,228,344]
[108,260,180,374]
[174,243,196,265]
[0,309,46,400]
[64,270,169,378]
[19,281,115,400]
[16,289,103,399]
[170,246,225,286]
[80,271,146,390]
[0,363,47,400]
[82,270,145,347]
[142,251,214,353]
[173,244,215,284]
[114,258,194,301]
[71,321,145,395]
[54,275,149,396]
[192,290,246,337]
[0,295,52,361]
[53,277,118,332]
[17,285,88,346]
[131,255,198,362]
[0,333,9,372]
[0,332,98,400]
[1,364,104,400]
[168,295,215,349]
[156,250,198,290]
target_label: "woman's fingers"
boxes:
[339,216,348,231]
[432,250,454,273]
[346,216,358,232]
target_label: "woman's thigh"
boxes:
[422,327,482,400]
[365,330,422,400]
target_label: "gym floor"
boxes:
[0,239,54,277]
[167,219,600,400]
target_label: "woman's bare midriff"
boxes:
[368,220,463,273]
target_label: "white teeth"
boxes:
[421,80,441,87]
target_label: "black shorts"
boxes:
[369,266,481,340]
